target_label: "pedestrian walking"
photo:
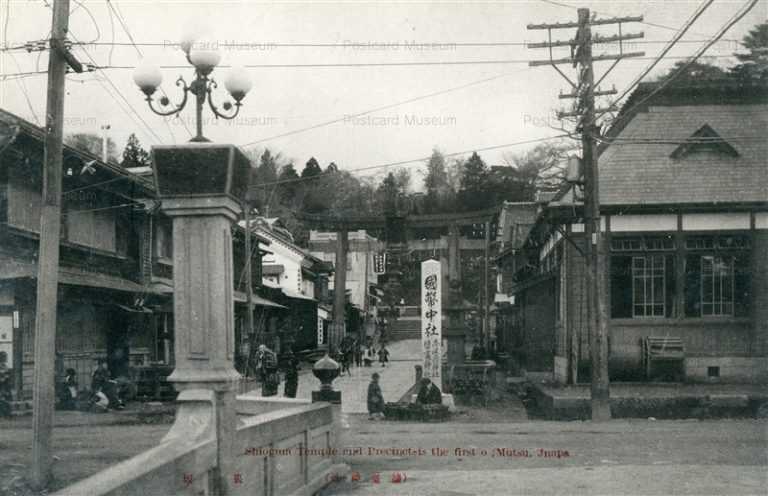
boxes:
[0,352,11,417]
[282,351,299,398]
[367,372,385,420]
[256,345,280,396]
[378,345,390,367]
[354,340,363,367]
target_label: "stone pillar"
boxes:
[161,195,242,495]
[444,225,466,369]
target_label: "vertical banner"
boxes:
[421,259,442,384]
[317,315,324,347]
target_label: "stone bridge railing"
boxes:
[52,393,347,496]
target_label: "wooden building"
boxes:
[501,81,768,384]
[0,109,273,399]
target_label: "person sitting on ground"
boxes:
[91,359,124,410]
[416,377,442,405]
[367,372,385,420]
[59,368,78,410]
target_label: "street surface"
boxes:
[292,339,423,413]
[323,416,768,496]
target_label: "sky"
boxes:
[0,0,764,188]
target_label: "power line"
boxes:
[96,54,740,70]
[3,0,42,125]
[239,69,527,149]
[0,52,744,79]
[597,0,761,129]
[68,34,165,145]
[536,0,739,41]
[602,0,715,115]
[74,38,740,48]
[72,0,101,44]
[105,0,189,142]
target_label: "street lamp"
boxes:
[132,31,253,142]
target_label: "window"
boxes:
[611,254,675,319]
[700,256,734,316]
[154,217,173,259]
[632,255,666,317]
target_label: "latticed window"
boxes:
[700,256,734,316]
[632,255,666,317]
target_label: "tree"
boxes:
[376,172,399,214]
[655,60,727,84]
[64,133,118,162]
[301,157,323,178]
[423,148,451,212]
[326,162,339,173]
[503,140,575,197]
[120,133,151,169]
[730,22,768,82]
[249,148,281,214]
[393,167,411,195]
[458,152,489,210]
[276,163,300,205]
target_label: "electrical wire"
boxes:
[68,33,165,145]
[239,68,528,149]
[536,0,739,42]
[72,0,101,44]
[2,0,41,125]
[105,0,188,142]
[596,0,761,129]
[606,0,715,108]
[94,54,739,71]
[75,38,740,48]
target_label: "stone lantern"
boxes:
[311,354,341,404]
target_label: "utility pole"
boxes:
[363,234,370,345]
[483,219,491,353]
[528,8,643,421]
[32,0,83,488]
[332,229,348,352]
[100,124,111,162]
[242,199,255,348]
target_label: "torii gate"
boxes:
[298,204,499,364]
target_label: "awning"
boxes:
[233,291,287,309]
[280,288,317,302]
[0,261,147,293]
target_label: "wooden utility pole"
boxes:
[243,200,255,346]
[528,8,643,421]
[332,229,348,352]
[31,0,82,487]
[483,219,491,353]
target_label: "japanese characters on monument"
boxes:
[421,259,441,382]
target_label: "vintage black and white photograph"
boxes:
[0,0,766,495]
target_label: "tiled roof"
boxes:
[599,104,768,205]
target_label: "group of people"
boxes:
[336,339,391,376]
[254,344,300,398]
[367,373,442,420]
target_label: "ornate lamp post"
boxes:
[132,32,253,142]
[131,26,254,494]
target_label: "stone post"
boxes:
[151,144,250,495]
